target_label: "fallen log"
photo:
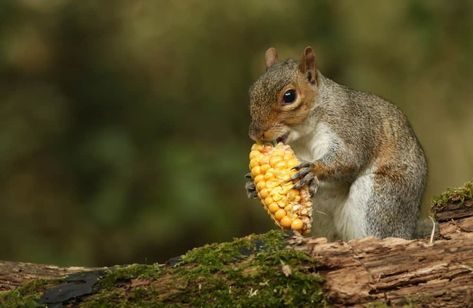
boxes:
[0,180,472,307]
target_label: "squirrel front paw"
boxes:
[291,162,319,197]
[245,172,258,199]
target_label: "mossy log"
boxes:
[1,181,472,307]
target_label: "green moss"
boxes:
[76,264,164,307]
[0,279,55,308]
[97,263,162,289]
[432,180,473,208]
[163,230,325,307]
[181,229,286,266]
[79,288,153,308]
[1,231,326,307]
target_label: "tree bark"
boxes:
[290,200,473,306]
[1,183,472,307]
[0,261,101,292]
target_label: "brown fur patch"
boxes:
[313,161,357,181]
[374,120,404,182]
[277,73,317,126]
[312,162,328,179]
[375,164,404,183]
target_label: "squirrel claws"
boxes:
[293,173,319,197]
[245,172,258,199]
[291,166,311,180]
[291,162,319,195]
[293,172,314,189]
[291,162,314,181]
[308,176,319,197]
[292,161,312,170]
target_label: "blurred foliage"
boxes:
[0,0,472,266]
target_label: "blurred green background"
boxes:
[1,0,472,267]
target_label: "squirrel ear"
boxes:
[265,47,279,70]
[299,46,317,85]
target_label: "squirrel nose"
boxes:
[248,129,260,142]
[249,122,264,142]
[249,122,275,142]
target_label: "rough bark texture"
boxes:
[290,212,473,306]
[1,181,472,307]
[0,261,98,292]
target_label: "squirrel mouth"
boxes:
[275,133,289,144]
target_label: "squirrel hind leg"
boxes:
[337,171,422,241]
[363,172,422,239]
[336,174,373,240]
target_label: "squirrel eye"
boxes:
[282,89,297,104]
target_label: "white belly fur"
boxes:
[288,123,371,240]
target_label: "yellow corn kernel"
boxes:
[249,159,259,169]
[281,183,293,193]
[280,216,292,228]
[264,172,275,181]
[259,156,270,165]
[264,196,273,205]
[274,209,286,220]
[291,219,303,230]
[254,174,264,183]
[287,158,299,169]
[260,164,271,173]
[251,166,261,177]
[256,181,266,191]
[271,187,283,194]
[287,189,299,200]
[275,160,287,169]
[265,180,278,188]
[249,150,260,159]
[251,144,263,151]
[259,188,270,199]
[249,142,313,234]
[268,202,279,213]
[277,201,286,208]
[278,171,291,182]
[269,156,283,167]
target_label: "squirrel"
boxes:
[245,46,428,240]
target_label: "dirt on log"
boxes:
[0,180,472,307]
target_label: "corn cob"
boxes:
[249,143,312,234]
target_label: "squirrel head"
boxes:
[248,46,319,143]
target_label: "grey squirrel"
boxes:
[245,46,428,240]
